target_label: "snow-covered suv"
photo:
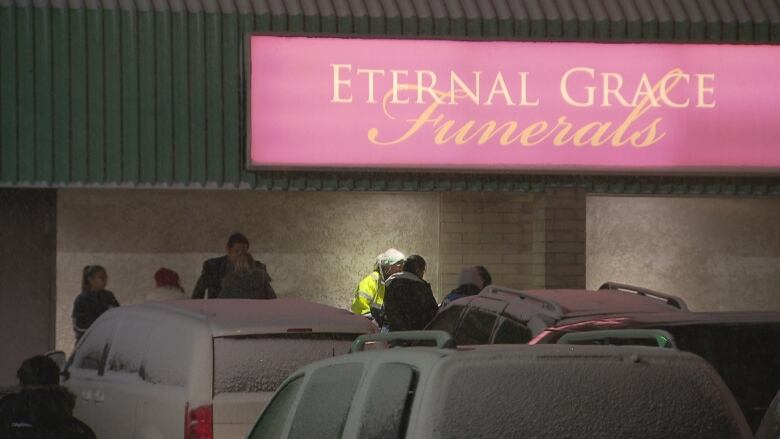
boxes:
[531,309,780,432]
[427,283,780,433]
[61,299,376,439]
[427,282,688,346]
[247,331,751,439]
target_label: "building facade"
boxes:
[1,0,780,382]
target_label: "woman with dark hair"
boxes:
[71,265,120,342]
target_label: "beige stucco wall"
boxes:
[56,189,440,351]
[587,196,780,311]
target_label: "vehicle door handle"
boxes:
[93,390,105,403]
[81,390,93,402]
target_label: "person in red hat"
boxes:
[145,267,187,301]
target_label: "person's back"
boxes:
[0,356,96,439]
[219,253,276,299]
[144,267,187,302]
[383,255,438,331]
[440,266,484,307]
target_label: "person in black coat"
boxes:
[0,355,96,439]
[439,265,492,308]
[381,255,439,332]
[219,252,277,300]
[192,232,276,299]
[71,265,120,343]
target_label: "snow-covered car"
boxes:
[246,331,752,439]
[428,283,780,433]
[427,282,688,346]
[531,310,780,433]
[61,299,376,439]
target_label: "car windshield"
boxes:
[213,333,358,394]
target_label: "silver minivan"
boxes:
[248,331,752,439]
[62,299,376,439]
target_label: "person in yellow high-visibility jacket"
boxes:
[350,248,405,325]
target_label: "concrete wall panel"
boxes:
[587,196,780,311]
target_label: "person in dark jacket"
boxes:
[440,265,490,308]
[475,265,492,289]
[192,232,276,299]
[0,355,96,439]
[71,265,120,342]
[381,255,438,332]
[219,252,277,299]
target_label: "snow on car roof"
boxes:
[498,288,683,317]
[556,310,780,328]
[423,345,751,439]
[139,299,376,337]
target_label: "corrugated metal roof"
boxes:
[1,0,779,194]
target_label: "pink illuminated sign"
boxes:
[248,35,780,173]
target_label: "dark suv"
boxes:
[427,283,780,432]
[427,282,688,346]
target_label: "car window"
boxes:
[213,333,358,394]
[107,317,154,375]
[71,317,119,373]
[356,363,417,439]
[248,375,304,439]
[493,317,532,344]
[143,322,191,387]
[454,309,497,345]
[288,363,364,439]
[427,305,465,334]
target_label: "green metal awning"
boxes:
[1,0,779,194]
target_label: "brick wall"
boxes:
[438,192,542,297]
[438,188,586,296]
[541,187,587,288]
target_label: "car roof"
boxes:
[418,345,751,439]
[130,299,376,337]
[337,342,717,364]
[555,310,780,329]
[456,285,684,321]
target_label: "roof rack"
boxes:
[479,285,563,316]
[350,330,456,352]
[598,282,689,311]
[557,329,677,349]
